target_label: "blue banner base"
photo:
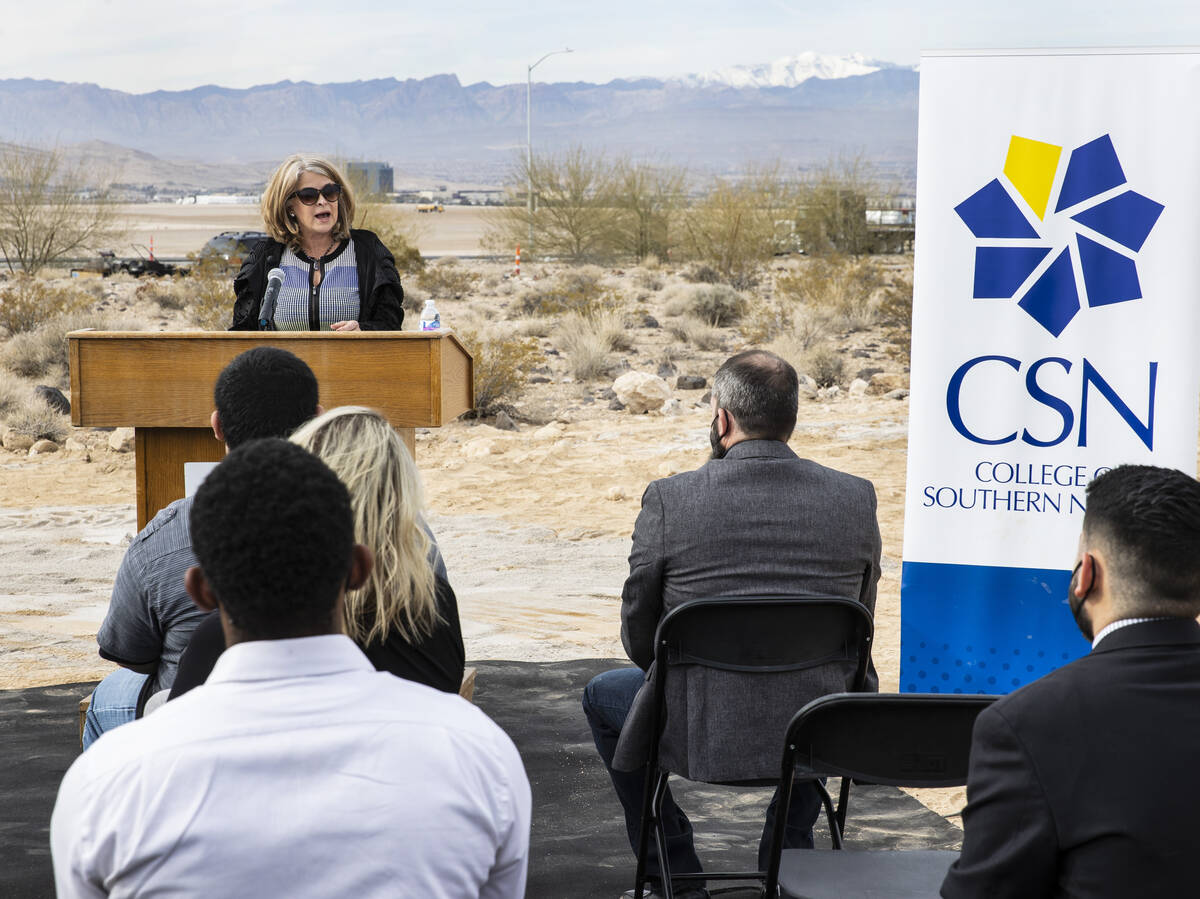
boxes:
[900,561,1089,694]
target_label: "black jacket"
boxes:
[942,618,1200,898]
[230,228,405,331]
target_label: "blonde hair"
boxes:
[260,154,356,249]
[290,406,439,645]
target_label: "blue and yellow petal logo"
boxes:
[955,134,1165,337]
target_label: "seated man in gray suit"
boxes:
[583,350,882,898]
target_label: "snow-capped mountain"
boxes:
[676,51,908,89]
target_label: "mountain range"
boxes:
[2,53,919,190]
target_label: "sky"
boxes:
[3,0,1199,93]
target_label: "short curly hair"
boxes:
[213,347,319,448]
[190,438,354,639]
[260,154,355,249]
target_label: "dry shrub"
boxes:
[633,268,664,291]
[662,283,745,325]
[0,369,34,416]
[681,262,721,284]
[182,267,235,330]
[455,327,541,415]
[375,225,425,276]
[641,254,662,270]
[776,256,884,330]
[135,278,187,311]
[878,276,914,364]
[666,315,725,351]
[514,317,553,339]
[802,344,845,388]
[0,276,93,335]
[553,310,631,380]
[1,311,146,381]
[3,395,69,441]
[517,266,607,317]
[416,259,479,299]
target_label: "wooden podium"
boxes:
[68,331,474,529]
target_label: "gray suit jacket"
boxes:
[613,439,881,781]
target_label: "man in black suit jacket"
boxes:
[942,464,1200,898]
[583,350,881,899]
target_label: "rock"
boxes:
[64,437,88,453]
[35,385,70,414]
[108,427,135,452]
[608,399,626,411]
[3,431,34,452]
[798,374,817,389]
[29,439,59,455]
[642,315,660,329]
[544,348,560,356]
[656,362,677,378]
[817,385,841,400]
[598,387,617,401]
[885,388,911,400]
[867,373,910,396]
[581,395,595,405]
[612,371,672,413]
[492,411,518,431]
[605,486,627,501]
[700,390,712,405]
[529,376,551,384]
[854,367,884,382]
[462,438,503,458]
[533,422,565,440]
[849,378,869,397]
[675,374,707,390]
[658,398,682,416]
[852,348,871,358]
[657,461,683,478]
[798,382,818,399]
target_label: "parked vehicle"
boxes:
[195,231,268,271]
[416,203,444,213]
[70,246,180,278]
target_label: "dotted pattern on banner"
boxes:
[904,640,1075,694]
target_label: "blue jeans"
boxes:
[582,667,821,883]
[83,667,148,749]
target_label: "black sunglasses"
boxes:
[289,183,342,205]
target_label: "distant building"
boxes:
[346,161,394,196]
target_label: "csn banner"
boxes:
[901,48,1200,694]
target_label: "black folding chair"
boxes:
[632,596,874,899]
[764,692,997,899]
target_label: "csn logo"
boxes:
[955,134,1163,337]
[946,135,1164,450]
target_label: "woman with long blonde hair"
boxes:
[170,407,464,696]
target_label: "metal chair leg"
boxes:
[634,765,660,898]
[836,776,852,836]
[651,771,674,898]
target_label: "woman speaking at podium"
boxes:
[230,154,405,331]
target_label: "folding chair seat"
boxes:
[630,596,874,899]
[763,693,996,898]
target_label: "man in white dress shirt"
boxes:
[52,438,531,898]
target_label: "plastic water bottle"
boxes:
[420,299,441,332]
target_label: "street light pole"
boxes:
[526,47,573,253]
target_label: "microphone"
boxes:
[259,268,285,330]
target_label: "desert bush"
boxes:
[681,262,721,284]
[517,266,608,317]
[633,268,665,292]
[553,309,632,380]
[802,344,845,388]
[641,254,662,270]
[0,276,93,334]
[417,259,479,299]
[666,315,725,351]
[455,327,541,415]
[688,284,745,326]
[135,278,187,311]
[181,267,236,330]
[514,317,553,339]
[776,256,883,330]
[0,369,34,416]
[1,311,145,380]
[3,395,69,441]
[375,225,425,275]
[401,283,428,316]
[878,275,914,363]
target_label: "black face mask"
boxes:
[1067,558,1094,641]
[709,415,727,460]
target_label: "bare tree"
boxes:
[608,158,686,261]
[793,153,879,256]
[485,147,620,262]
[0,143,124,275]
